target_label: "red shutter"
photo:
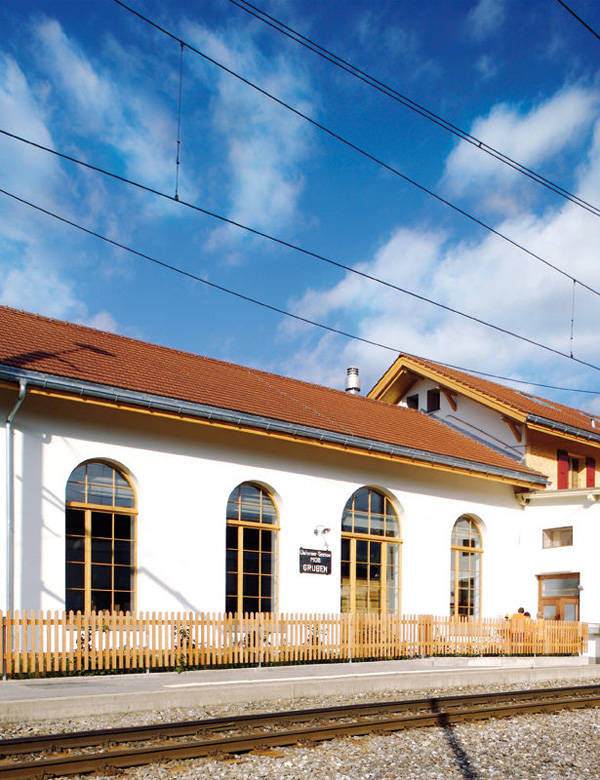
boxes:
[557,450,569,489]
[586,457,596,488]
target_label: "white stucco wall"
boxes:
[519,498,600,623]
[398,378,526,462]
[0,421,6,610]
[2,390,534,618]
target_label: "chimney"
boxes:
[345,367,360,395]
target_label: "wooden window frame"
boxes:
[542,526,573,549]
[450,516,482,617]
[65,461,137,613]
[225,483,279,615]
[341,488,402,615]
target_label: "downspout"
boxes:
[4,380,26,680]
[5,380,26,613]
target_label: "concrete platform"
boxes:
[1,657,599,723]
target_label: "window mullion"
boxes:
[84,509,91,613]
[452,548,457,616]
[382,542,387,614]
[111,513,115,612]
[350,538,356,613]
[237,525,243,615]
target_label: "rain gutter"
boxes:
[4,379,26,679]
[527,413,600,445]
[0,365,546,487]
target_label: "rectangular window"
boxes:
[406,394,419,409]
[426,389,440,412]
[66,509,134,613]
[541,575,579,597]
[542,526,573,548]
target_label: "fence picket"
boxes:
[0,611,586,677]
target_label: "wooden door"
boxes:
[537,574,579,621]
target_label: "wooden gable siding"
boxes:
[526,429,597,489]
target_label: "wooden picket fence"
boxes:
[0,611,588,677]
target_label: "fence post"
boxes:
[418,615,434,657]
[258,612,263,669]
[1,612,5,680]
[348,612,353,664]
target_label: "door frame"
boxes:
[537,573,580,620]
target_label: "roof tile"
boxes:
[0,306,542,482]
[403,354,599,436]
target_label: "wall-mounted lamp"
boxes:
[314,525,331,549]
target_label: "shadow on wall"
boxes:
[20,420,44,611]
[18,420,203,612]
[137,567,202,613]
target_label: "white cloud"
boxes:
[443,85,599,204]
[354,11,439,81]
[0,41,120,331]
[81,310,118,332]
[465,0,505,41]
[475,54,497,81]
[279,105,600,402]
[0,55,62,205]
[33,18,176,192]
[0,256,86,321]
[0,248,122,331]
[185,22,313,248]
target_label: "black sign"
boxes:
[299,548,332,575]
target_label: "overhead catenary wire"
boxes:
[108,0,600,299]
[3,183,600,394]
[3,126,600,373]
[223,0,600,220]
[174,40,184,200]
[556,0,600,41]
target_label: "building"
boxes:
[0,305,596,622]
[370,353,600,621]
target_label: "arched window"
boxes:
[65,461,136,613]
[450,516,482,616]
[226,483,278,614]
[341,487,401,614]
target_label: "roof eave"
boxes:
[527,414,600,446]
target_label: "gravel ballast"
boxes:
[3,675,600,778]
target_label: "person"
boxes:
[509,607,533,651]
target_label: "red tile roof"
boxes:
[390,354,600,436]
[0,306,543,483]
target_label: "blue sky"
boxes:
[1,0,600,409]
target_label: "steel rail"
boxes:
[1,685,599,777]
[1,682,599,756]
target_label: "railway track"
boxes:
[1,683,599,778]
